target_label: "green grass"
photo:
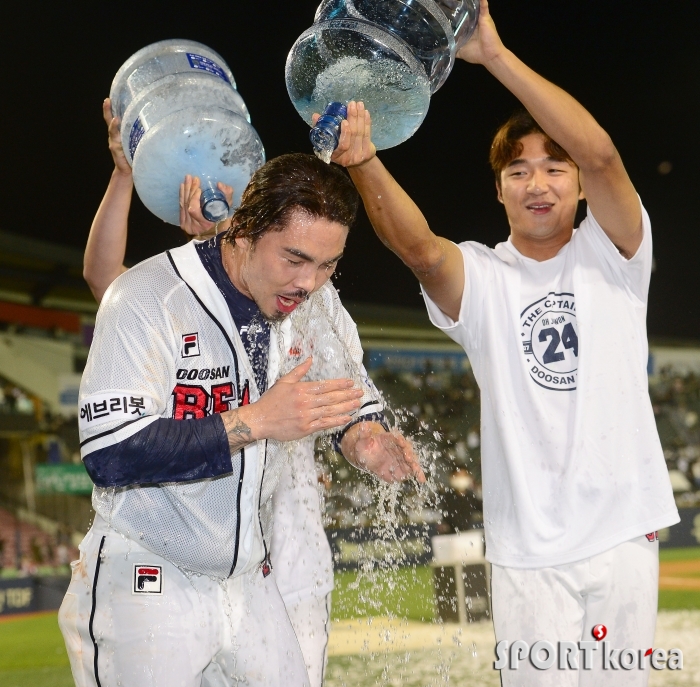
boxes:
[658,590,700,610]
[658,546,700,609]
[0,613,73,687]
[331,554,700,619]
[332,566,436,622]
[659,546,700,562]
[0,666,75,687]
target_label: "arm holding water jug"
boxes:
[455,0,642,257]
[84,98,234,303]
[82,99,132,302]
[335,0,641,323]
[328,101,466,324]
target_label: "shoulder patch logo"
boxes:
[79,392,154,432]
[181,333,200,358]
[132,564,163,595]
[521,292,579,391]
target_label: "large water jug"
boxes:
[286,0,479,154]
[110,40,265,225]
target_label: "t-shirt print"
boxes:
[521,291,579,391]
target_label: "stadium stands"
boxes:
[0,507,77,575]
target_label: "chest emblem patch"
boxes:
[521,292,579,391]
[181,332,200,358]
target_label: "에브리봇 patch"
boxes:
[133,564,163,594]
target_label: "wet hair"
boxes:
[225,153,359,244]
[489,110,575,187]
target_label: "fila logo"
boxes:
[181,333,200,358]
[132,564,163,595]
[646,532,659,542]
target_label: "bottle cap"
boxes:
[200,187,230,223]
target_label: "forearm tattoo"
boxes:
[223,411,253,453]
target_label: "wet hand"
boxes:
[343,422,426,483]
[103,98,131,177]
[179,175,234,237]
[312,101,376,168]
[242,358,364,443]
[456,0,506,65]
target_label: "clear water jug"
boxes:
[110,40,265,225]
[286,0,479,154]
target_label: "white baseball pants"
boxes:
[58,515,310,687]
[285,593,332,687]
[492,534,659,687]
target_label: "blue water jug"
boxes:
[287,0,479,158]
[110,40,265,225]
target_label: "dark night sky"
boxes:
[2,1,699,338]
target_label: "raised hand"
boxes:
[224,358,364,450]
[456,0,506,65]
[179,175,235,237]
[342,421,426,484]
[103,98,131,177]
[312,101,376,168]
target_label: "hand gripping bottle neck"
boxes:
[309,102,347,164]
[200,185,229,222]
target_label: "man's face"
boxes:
[498,133,584,245]
[237,209,348,321]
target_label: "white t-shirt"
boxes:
[423,202,679,568]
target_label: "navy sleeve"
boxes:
[83,414,232,487]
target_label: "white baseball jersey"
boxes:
[422,200,679,568]
[79,240,382,582]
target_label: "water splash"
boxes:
[315,147,334,165]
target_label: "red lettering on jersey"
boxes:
[173,385,209,419]
[212,383,235,414]
[240,380,250,407]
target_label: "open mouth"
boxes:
[276,295,303,314]
[527,203,554,215]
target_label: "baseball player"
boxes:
[330,1,680,684]
[60,114,424,686]
[79,98,392,687]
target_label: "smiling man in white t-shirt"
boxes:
[327,1,679,684]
